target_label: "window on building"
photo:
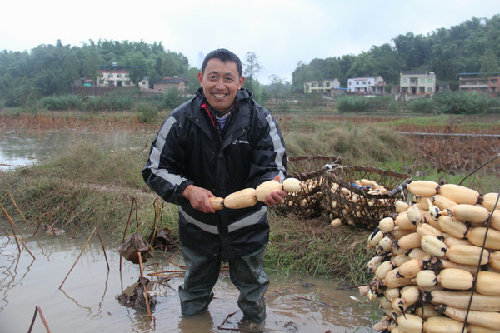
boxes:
[427,87,433,92]
[419,87,425,93]
[428,79,433,83]
[108,73,113,78]
[312,82,317,87]
[117,74,121,78]
[326,82,330,87]
[403,78,408,83]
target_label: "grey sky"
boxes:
[1,0,499,83]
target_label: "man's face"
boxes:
[198,58,244,113]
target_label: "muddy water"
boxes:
[0,131,152,171]
[0,232,379,332]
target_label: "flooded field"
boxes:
[0,232,379,332]
[0,131,152,171]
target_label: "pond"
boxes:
[0,232,379,332]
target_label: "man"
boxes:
[142,48,287,324]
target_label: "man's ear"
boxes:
[238,76,245,89]
[197,72,203,85]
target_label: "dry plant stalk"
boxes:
[0,202,20,252]
[96,231,110,272]
[59,226,96,290]
[7,192,29,224]
[0,202,35,259]
[120,197,138,281]
[137,251,152,318]
[27,306,51,333]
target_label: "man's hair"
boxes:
[202,48,242,77]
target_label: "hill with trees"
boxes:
[0,39,197,107]
[292,14,500,91]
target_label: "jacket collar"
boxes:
[186,88,253,147]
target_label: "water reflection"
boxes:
[0,231,379,332]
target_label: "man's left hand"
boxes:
[262,175,287,206]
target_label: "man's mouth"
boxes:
[212,92,227,99]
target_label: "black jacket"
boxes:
[142,88,286,259]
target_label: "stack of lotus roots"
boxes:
[360,180,500,333]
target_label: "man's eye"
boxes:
[208,75,217,81]
[224,77,233,82]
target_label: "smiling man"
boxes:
[142,48,287,326]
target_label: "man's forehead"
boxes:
[205,59,238,73]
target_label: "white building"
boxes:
[347,76,386,95]
[303,78,341,94]
[97,63,134,87]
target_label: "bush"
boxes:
[40,95,82,110]
[136,102,158,123]
[388,100,401,113]
[159,88,185,110]
[433,91,493,114]
[336,95,371,112]
[407,97,435,113]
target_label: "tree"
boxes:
[480,48,499,74]
[243,52,262,92]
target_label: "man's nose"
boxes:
[215,79,225,88]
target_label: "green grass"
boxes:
[266,213,375,284]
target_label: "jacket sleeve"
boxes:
[142,113,194,205]
[247,106,287,187]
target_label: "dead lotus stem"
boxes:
[32,212,52,236]
[0,202,20,252]
[137,251,152,318]
[59,226,97,290]
[167,250,187,269]
[149,198,162,243]
[36,306,51,333]
[8,192,29,224]
[120,197,138,281]
[0,202,35,259]
[96,231,110,272]
[0,192,8,203]
[217,310,239,331]
[28,306,51,333]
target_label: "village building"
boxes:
[458,72,500,97]
[96,63,135,87]
[303,78,342,95]
[347,76,386,95]
[153,76,188,92]
[400,71,436,97]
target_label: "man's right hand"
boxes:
[182,185,216,213]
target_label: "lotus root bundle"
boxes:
[361,180,500,332]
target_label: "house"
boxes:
[458,72,500,97]
[303,78,341,95]
[139,77,149,88]
[72,77,94,87]
[347,76,386,95]
[400,71,436,97]
[153,76,188,92]
[97,63,134,87]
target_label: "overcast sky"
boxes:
[1,0,499,84]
